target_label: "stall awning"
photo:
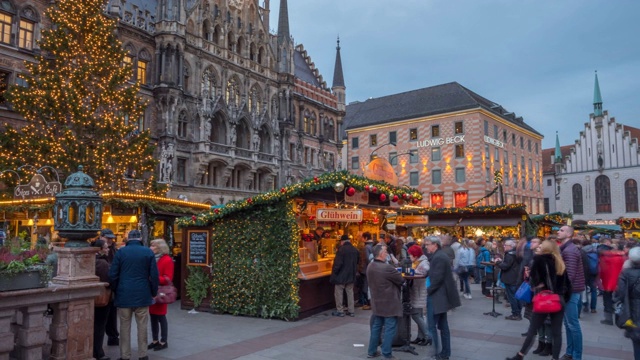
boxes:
[426,219,460,227]
[458,218,521,227]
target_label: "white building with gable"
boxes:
[542,73,640,229]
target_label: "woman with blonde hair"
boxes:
[506,239,572,360]
[148,239,174,351]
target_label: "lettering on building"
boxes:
[484,135,504,148]
[416,135,465,148]
[316,209,363,222]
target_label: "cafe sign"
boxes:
[14,173,62,200]
[587,220,617,226]
[316,209,363,222]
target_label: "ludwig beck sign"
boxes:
[316,209,363,222]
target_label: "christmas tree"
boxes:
[1,0,161,195]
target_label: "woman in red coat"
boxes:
[598,242,626,325]
[148,238,174,351]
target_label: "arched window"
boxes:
[626,179,639,212]
[309,116,316,136]
[572,184,583,214]
[210,113,227,144]
[595,175,611,213]
[236,121,250,149]
[177,111,188,138]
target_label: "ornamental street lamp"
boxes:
[54,165,103,247]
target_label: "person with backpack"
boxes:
[581,239,599,314]
[614,247,640,359]
[477,239,492,297]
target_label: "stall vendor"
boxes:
[313,227,325,259]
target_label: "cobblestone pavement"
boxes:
[102,283,631,360]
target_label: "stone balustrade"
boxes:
[0,282,105,360]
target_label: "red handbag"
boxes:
[532,263,562,314]
[532,290,562,313]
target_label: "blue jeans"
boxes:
[505,284,522,316]
[368,315,398,358]
[584,275,597,310]
[433,311,451,358]
[427,297,440,355]
[564,292,583,360]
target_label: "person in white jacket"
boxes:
[456,239,477,299]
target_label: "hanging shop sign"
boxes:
[14,173,62,200]
[416,135,465,148]
[484,136,504,148]
[396,215,429,226]
[587,220,617,226]
[316,209,363,222]
[345,190,369,205]
[364,158,399,186]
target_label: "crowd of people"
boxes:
[91,228,175,360]
[338,227,640,360]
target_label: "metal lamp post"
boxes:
[53,165,103,247]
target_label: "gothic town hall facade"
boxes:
[0,0,346,205]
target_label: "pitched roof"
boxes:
[343,82,542,137]
[293,50,322,87]
[624,124,640,142]
[541,145,573,174]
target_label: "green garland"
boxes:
[177,170,422,227]
[209,200,299,320]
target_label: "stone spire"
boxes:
[332,36,346,112]
[332,37,345,88]
[593,71,603,117]
[554,131,562,163]
[277,0,290,47]
[276,0,292,74]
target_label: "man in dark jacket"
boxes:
[497,239,522,320]
[425,236,461,360]
[109,230,159,360]
[558,225,585,360]
[331,235,360,317]
[366,244,404,359]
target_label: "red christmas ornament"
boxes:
[346,187,356,196]
[412,198,420,205]
[403,193,409,200]
[365,185,370,191]
[379,193,387,202]
[247,198,253,204]
[372,186,378,193]
[281,187,286,193]
[314,176,319,183]
[392,195,399,202]
[214,209,220,214]
[191,215,197,221]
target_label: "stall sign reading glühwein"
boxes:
[317,209,363,222]
[14,173,62,200]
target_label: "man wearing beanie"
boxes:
[330,235,360,317]
[109,229,159,360]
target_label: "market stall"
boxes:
[176,171,423,320]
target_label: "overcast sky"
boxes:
[269,0,640,149]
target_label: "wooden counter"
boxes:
[298,257,335,319]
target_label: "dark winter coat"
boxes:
[109,240,159,308]
[366,259,404,317]
[497,249,520,285]
[529,254,572,304]
[427,248,461,315]
[614,265,640,325]
[330,241,359,284]
[560,241,586,293]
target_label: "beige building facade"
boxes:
[343,82,545,214]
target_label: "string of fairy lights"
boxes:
[1,0,161,196]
